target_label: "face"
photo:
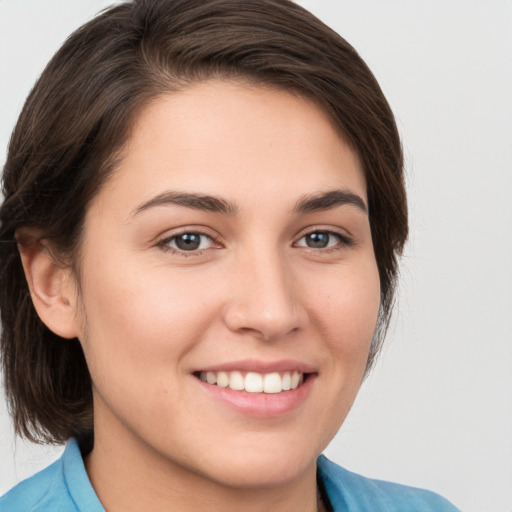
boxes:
[73,80,380,490]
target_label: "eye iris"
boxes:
[175,233,201,251]
[306,232,330,248]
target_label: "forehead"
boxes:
[91,79,366,217]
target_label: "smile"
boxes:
[196,371,305,394]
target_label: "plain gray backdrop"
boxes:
[1,2,511,511]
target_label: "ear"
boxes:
[18,230,80,339]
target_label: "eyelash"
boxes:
[294,230,354,252]
[157,230,218,256]
[156,228,353,256]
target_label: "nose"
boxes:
[222,250,306,341]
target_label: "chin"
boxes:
[207,459,313,490]
[188,440,320,490]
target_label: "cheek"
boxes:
[76,260,221,378]
[74,270,208,432]
[312,258,381,363]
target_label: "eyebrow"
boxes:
[132,191,239,217]
[293,189,368,215]
[131,188,367,218]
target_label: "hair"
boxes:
[0,0,407,444]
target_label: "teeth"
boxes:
[245,372,263,393]
[263,372,282,393]
[282,372,291,391]
[291,370,301,389]
[198,370,305,393]
[217,371,229,388]
[228,371,244,391]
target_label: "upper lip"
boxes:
[194,359,317,374]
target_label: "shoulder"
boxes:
[0,457,70,512]
[0,439,102,512]
[317,455,461,512]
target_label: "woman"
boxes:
[0,1,460,510]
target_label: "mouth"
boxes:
[193,363,317,417]
[194,370,307,394]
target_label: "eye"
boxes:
[160,232,215,252]
[295,230,351,249]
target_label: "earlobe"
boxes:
[18,232,80,340]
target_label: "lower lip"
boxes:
[195,374,316,418]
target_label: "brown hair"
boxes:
[0,0,407,444]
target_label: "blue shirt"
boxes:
[0,439,460,511]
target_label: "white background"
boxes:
[1,1,511,511]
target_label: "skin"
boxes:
[23,80,381,512]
